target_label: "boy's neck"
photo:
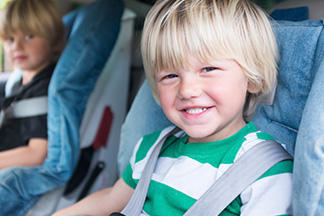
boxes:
[20,58,54,85]
[21,64,48,85]
[22,71,38,85]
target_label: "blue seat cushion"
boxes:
[252,20,324,154]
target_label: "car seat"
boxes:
[0,0,125,215]
[117,3,324,216]
[26,7,135,215]
[53,8,136,211]
[268,1,324,215]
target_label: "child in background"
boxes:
[0,0,65,169]
[54,0,292,215]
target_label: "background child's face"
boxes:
[156,57,249,143]
[2,31,54,73]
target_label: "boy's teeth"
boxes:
[185,108,207,114]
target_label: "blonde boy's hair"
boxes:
[141,0,278,118]
[0,0,65,58]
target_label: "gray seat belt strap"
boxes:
[121,127,180,216]
[7,96,48,118]
[184,140,292,216]
[0,96,48,128]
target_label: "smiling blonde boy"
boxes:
[54,0,293,215]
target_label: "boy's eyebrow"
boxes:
[155,69,178,77]
[156,70,171,75]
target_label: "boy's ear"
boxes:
[247,80,262,94]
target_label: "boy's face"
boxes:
[156,57,250,143]
[2,31,54,74]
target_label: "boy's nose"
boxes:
[178,78,202,99]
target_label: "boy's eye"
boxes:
[24,34,34,40]
[158,73,178,83]
[165,74,178,79]
[6,36,14,42]
[201,67,217,73]
[159,74,178,80]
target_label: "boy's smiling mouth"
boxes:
[181,106,215,118]
[179,106,215,121]
[185,107,208,114]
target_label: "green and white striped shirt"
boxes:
[123,122,293,215]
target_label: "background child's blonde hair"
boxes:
[0,0,65,59]
[141,0,278,118]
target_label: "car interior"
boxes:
[0,0,323,215]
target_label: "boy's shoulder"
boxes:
[234,123,293,178]
[234,123,274,155]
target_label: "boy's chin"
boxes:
[184,126,230,143]
[183,129,213,143]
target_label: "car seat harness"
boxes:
[0,83,48,129]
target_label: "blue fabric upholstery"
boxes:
[252,20,324,155]
[271,7,309,21]
[252,20,324,215]
[0,1,124,215]
[293,59,324,215]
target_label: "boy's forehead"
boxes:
[4,28,34,36]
